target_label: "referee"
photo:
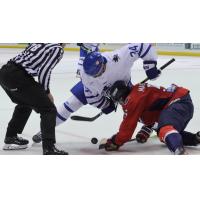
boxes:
[0,43,68,155]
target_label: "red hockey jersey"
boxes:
[114,83,189,145]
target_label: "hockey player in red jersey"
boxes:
[99,81,200,155]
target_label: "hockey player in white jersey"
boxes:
[32,43,160,143]
[76,43,100,77]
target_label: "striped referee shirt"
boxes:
[10,43,64,93]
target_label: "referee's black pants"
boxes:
[0,62,56,143]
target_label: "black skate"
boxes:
[43,145,68,155]
[32,132,42,143]
[195,131,200,142]
[3,136,29,150]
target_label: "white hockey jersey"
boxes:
[80,43,157,109]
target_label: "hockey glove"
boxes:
[136,125,153,143]
[143,60,161,80]
[99,135,120,151]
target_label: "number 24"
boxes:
[129,45,139,57]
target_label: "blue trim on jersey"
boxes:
[71,81,87,105]
[138,43,143,57]
[64,103,74,113]
[140,44,151,58]
[80,49,88,57]
[85,94,99,99]
[97,98,106,108]
[57,113,67,121]
[89,96,104,105]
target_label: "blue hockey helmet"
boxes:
[83,52,106,77]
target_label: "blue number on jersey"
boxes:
[129,45,139,57]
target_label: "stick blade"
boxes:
[70,115,94,122]
[71,112,103,122]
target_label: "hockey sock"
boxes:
[159,125,183,153]
[165,133,183,153]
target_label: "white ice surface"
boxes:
[0,49,200,155]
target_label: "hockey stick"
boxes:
[71,112,103,122]
[71,58,175,122]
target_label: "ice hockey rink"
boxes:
[0,48,200,155]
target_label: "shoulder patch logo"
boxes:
[112,54,120,62]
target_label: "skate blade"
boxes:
[3,144,28,150]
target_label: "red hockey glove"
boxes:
[136,125,153,143]
[99,135,120,151]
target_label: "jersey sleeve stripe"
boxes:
[96,98,106,108]
[64,102,74,113]
[57,112,67,121]
[88,96,105,105]
[138,43,143,57]
[140,44,152,58]
[85,94,99,99]
[38,53,54,91]
[39,47,62,91]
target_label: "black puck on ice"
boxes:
[32,134,42,143]
[91,137,98,144]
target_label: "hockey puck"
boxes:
[91,137,98,144]
[32,134,42,143]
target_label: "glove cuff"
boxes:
[141,125,153,135]
[110,134,118,145]
[143,60,160,80]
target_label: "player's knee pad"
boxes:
[159,125,183,153]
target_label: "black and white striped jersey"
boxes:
[10,43,64,93]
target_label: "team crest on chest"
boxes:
[112,54,120,62]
